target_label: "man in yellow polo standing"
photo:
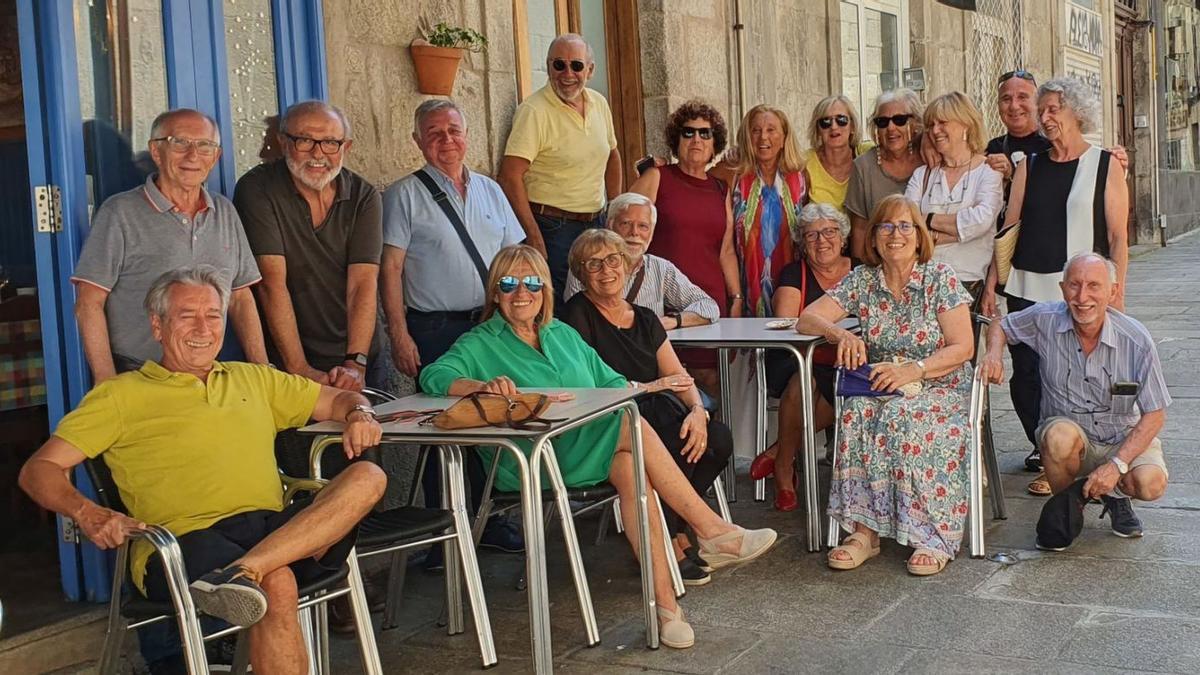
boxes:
[499,33,622,308]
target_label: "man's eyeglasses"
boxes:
[497,275,545,294]
[551,58,586,73]
[803,227,842,242]
[998,70,1037,86]
[1067,365,1113,415]
[680,126,713,140]
[874,221,915,236]
[818,114,850,130]
[872,114,912,129]
[151,136,221,157]
[583,253,624,273]
[284,133,348,154]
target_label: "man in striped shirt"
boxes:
[982,252,1170,542]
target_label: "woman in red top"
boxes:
[631,100,740,391]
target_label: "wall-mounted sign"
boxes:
[1066,2,1104,58]
[903,67,927,92]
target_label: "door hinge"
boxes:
[61,515,80,543]
[34,184,64,233]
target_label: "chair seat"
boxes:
[357,506,455,550]
[121,565,350,620]
[492,482,617,505]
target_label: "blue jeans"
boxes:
[533,212,604,312]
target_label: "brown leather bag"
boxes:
[431,391,565,431]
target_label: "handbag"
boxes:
[993,221,1021,286]
[836,358,923,399]
[429,391,565,431]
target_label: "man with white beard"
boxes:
[234,100,385,392]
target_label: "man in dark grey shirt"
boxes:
[72,108,266,381]
[234,100,385,391]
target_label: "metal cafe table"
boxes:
[297,387,657,674]
[666,317,858,552]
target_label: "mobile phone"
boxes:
[1111,381,1139,396]
[635,155,656,176]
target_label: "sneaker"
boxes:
[189,565,268,627]
[1100,495,1144,538]
[1024,448,1043,472]
[677,556,711,586]
[479,517,525,553]
[684,545,713,573]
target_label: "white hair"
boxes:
[1063,252,1117,282]
[1038,78,1101,136]
[149,108,219,141]
[606,192,657,227]
[280,100,352,138]
[794,202,850,243]
[547,33,594,63]
[144,266,229,320]
[412,99,468,137]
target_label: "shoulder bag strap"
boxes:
[414,169,489,290]
[625,263,648,304]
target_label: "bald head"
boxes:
[547,33,594,63]
[1063,252,1117,284]
[1060,252,1119,328]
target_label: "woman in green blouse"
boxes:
[420,245,777,649]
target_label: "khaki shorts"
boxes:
[1036,416,1169,479]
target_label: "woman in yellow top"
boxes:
[803,95,873,212]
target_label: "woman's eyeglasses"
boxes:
[998,69,1037,86]
[583,253,624,273]
[872,114,912,129]
[680,126,713,140]
[802,227,842,242]
[818,115,850,130]
[551,58,586,73]
[497,275,545,294]
[151,136,221,156]
[874,221,916,236]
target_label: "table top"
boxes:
[297,387,639,438]
[666,317,858,344]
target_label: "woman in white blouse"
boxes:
[905,91,1004,305]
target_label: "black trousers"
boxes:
[638,393,733,535]
[1005,295,1043,446]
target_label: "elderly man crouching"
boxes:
[19,266,385,674]
[982,253,1170,549]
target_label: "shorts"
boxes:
[1035,416,1169,480]
[764,350,836,404]
[142,496,357,601]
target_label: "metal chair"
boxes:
[824,314,1006,558]
[85,458,381,675]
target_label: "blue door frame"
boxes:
[17,0,328,603]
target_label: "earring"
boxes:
[962,131,968,142]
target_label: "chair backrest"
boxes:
[362,387,399,405]
[83,456,130,515]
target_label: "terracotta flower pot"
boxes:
[410,44,464,95]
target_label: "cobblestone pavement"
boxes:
[332,234,1200,674]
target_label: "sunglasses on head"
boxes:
[998,69,1037,86]
[551,58,587,73]
[874,221,916,236]
[818,114,850,130]
[872,114,912,129]
[680,125,713,140]
[497,275,545,294]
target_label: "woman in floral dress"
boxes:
[797,194,975,576]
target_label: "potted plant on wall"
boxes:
[410,19,488,96]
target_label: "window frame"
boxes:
[841,0,910,118]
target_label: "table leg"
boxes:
[540,444,601,646]
[717,348,736,503]
[754,348,767,503]
[793,344,822,552]
[623,402,659,650]
[438,446,464,635]
[446,445,498,666]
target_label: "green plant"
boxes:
[421,20,488,53]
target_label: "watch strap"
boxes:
[345,352,369,368]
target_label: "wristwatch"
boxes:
[915,359,927,379]
[347,404,377,422]
[668,312,683,329]
[691,404,711,422]
[345,352,369,369]
[1110,457,1130,475]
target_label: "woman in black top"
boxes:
[754,203,856,511]
[562,229,733,586]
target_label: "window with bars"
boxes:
[970,0,1022,137]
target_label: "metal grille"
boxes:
[970,0,1024,137]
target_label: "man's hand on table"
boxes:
[342,409,382,458]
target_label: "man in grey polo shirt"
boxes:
[72,108,266,381]
[983,252,1171,544]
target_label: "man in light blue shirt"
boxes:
[380,99,525,560]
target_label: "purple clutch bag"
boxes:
[835,364,894,398]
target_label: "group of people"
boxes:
[17,30,1174,671]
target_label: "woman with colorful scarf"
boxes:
[728,104,808,317]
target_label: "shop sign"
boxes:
[1066,2,1104,58]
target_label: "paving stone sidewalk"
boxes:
[333,235,1200,674]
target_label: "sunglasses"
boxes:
[998,69,1037,86]
[872,114,912,129]
[497,275,545,294]
[818,114,850,130]
[874,221,916,236]
[551,58,587,73]
[583,252,624,273]
[680,125,713,140]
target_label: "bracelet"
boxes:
[729,293,744,299]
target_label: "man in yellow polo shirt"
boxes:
[499,32,623,308]
[19,266,385,675]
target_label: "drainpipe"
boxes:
[733,0,747,122]
[1147,5,1166,247]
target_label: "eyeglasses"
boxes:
[551,58,587,73]
[803,227,842,242]
[284,133,348,154]
[872,114,912,129]
[583,253,624,273]
[818,114,850,130]
[998,69,1037,86]
[1067,365,1114,415]
[680,126,713,140]
[151,136,221,156]
[874,221,916,236]
[497,275,545,294]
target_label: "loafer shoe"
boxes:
[684,545,713,573]
[657,605,694,649]
[1100,495,1143,538]
[677,556,711,586]
[774,488,798,512]
[189,565,268,627]
[696,526,778,570]
[750,452,775,480]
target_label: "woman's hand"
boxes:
[868,361,922,393]
[831,330,868,369]
[642,374,695,394]
[480,376,519,396]
[678,407,709,463]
